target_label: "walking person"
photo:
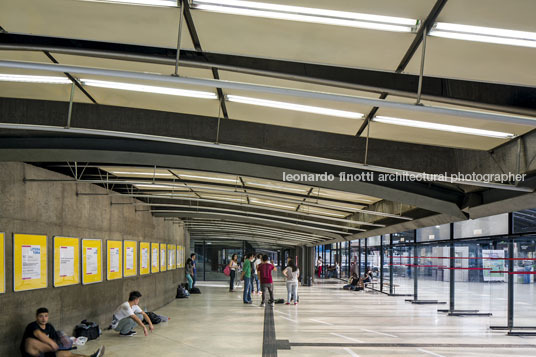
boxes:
[242,253,254,304]
[258,254,277,307]
[316,257,323,278]
[283,260,300,305]
[185,257,194,291]
[228,254,239,292]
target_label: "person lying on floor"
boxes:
[21,307,104,357]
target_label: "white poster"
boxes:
[59,246,75,277]
[168,249,174,268]
[152,248,158,268]
[482,249,505,282]
[110,247,120,273]
[126,247,134,271]
[161,249,166,265]
[142,248,148,269]
[86,247,99,275]
[22,245,42,280]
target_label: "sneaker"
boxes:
[260,303,265,307]
[244,301,252,304]
[285,302,290,305]
[90,346,105,357]
[294,302,298,305]
[271,302,275,307]
[119,331,136,337]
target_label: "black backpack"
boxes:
[74,320,100,340]
[189,287,201,294]
[176,285,189,298]
[144,312,161,325]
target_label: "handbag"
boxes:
[223,265,230,276]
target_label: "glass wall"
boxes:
[513,235,536,327]
[191,240,244,281]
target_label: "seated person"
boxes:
[343,273,365,291]
[21,307,104,357]
[363,269,374,286]
[111,291,154,337]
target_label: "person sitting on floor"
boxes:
[343,273,365,291]
[363,268,373,287]
[111,291,154,337]
[21,307,104,357]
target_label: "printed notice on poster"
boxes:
[142,248,148,269]
[59,246,75,277]
[152,248,158,267]
[169,250,174,267]
[126,247,134,271]
[22,245,42,280]
[161,249,166,265]
[110,247,120,273]
[86,247,98,275]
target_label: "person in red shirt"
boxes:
[257,255,277,307]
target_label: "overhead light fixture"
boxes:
[0,74,71,84]
[245,181,308,193]
[80,79,218,99]
[193,0,418,33]
[227,95,363,119]
[300,208,347,218]
[430,22,536,48]
[79,0,176,7]
[250,199,296,210]
[134,184,185,189]
[111,171,172,176]
[202,195,245,202]
[178,174,238,183]
[373,116,515,139]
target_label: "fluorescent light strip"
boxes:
[81,79,218,99]
[250,199,296,210]
[80,0,176,7]
[134,184,185,189]
[227,95,363,119]
[111,171,172,176]
[0,74,71,84]
[246,181,308,193]
[202,196,245,202]
[430,23,536,48]
[373,116,515,139]
[193,0,416,32]
[300,208,347,217]
[179,174,237,183]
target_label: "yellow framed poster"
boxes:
[167,244,176,270]
[107,240,123,280]
[124,241,137,277]
[53,236,80,287]
[160,243,167,272]
[13,233,48,292]
[176,245,180,269]
[0,233,5,294]
[82,239,102,285]
[179,246,184,268]
[140,242,150,275]
[151,243,159,273]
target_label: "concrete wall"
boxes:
[0,162,187,356]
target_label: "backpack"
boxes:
[144,312,162,325]
[274,298,285,304]
[176,285,190,298]
[223,266,230,276]
[189,287,201,294]
[74,320,100,340]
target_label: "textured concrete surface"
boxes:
[0,162,188,356]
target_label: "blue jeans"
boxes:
[243,276,252,303]
[186,273,193,290]
[286,282,298,303]
[253,274,260,292]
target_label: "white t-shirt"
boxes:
[114,302,142,321]
[283,267,299,282]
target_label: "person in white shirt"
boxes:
[283,260,300,305]
[111,291,154,337]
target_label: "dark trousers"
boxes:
[230,270,236,291]
[261,283,274,304]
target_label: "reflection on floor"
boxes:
[79,279,536,356]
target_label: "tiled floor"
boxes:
[77,279,536,357]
